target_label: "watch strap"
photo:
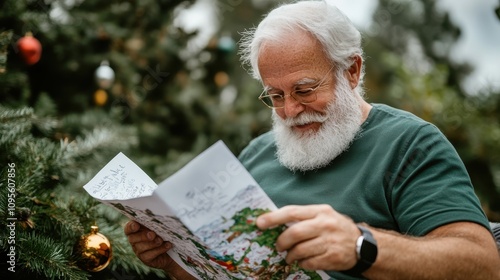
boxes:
[341,225,378,277]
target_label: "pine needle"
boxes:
[16,232,90,280]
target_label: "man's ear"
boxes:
[346,55,362,89]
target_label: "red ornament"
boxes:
[17,32,42,65]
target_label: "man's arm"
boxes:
[124,221,196,280]
[491,222,500,252]
[366,221,500,279]
[256,205,500,280]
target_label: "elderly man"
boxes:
[125,1,500,279]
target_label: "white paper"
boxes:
[84,140,331,280]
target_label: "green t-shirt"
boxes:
[238,103,489,279]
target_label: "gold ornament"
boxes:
[74,225,112,272]
[93,89,108,106]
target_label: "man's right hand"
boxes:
[124,220,195,279]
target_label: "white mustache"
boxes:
[279,112,329,127]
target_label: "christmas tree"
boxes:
[0,0,274,278]
[0,103,169,279]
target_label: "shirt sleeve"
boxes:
[388,123,489,236]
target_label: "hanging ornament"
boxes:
[214,71,229,88]
[93,89,108,107]
[16,32,42,65]
[73,225,112,272]
[217,35,236,53]
[95,60,115,89]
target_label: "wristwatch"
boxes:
[342,224,378,277]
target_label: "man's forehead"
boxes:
[257,41,333,86]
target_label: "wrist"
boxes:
[342,224,378,277]
[165,270,195,280]
[164,265,196,280]
[165,272,179,280]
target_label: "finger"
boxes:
[127,228,158,244]
[285,225,359,271]
[124,220,141,235]
[138,241,171,261]
[285,242,326,264]
[256,205,319,229]
[138,242,174,268]
[132,236,166,253]
[284,236,327,264]
[295,242,355,272]
[277,211,358,252]
[275,219,321,251]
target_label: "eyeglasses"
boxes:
[258,66,334,109]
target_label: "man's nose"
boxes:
[282,94,305,118]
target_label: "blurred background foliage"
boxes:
[0,0,499,279]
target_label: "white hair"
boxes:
[239,0,365,94]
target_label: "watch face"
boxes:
[360,237,378,263]
[345,226,378,275]
[357,225,378,263]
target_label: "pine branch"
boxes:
[0,106,34,146]
[64,126,137,159]
[32,204,86,242]
[0,30,12,73]
[0,181,8,219]
[57,110,138,172]
[12,138,65,197]
[0,106,34,122]
[56,126,137,189]
[14,232,90,280]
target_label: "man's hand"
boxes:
[256,204,361,271]
[256,206,500,279]
[124,221,196,279]
[124,221,174,269]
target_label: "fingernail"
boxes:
[147,231,155,240]
[131,222,139,231]
[165,242,172,250]
[155,237,162,245]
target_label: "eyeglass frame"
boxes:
[258,66,335,109]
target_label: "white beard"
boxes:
[272,74,363,172]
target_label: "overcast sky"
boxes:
[327,0,500,94]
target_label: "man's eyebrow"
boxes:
[263,85,277,91]
[294,77,318,86]
[265,77,319,91]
